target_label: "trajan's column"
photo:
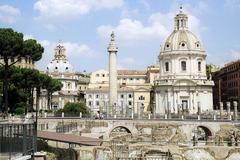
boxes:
[108,32,118,115]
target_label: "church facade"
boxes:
[39,44,89,110]
[154,9,214,115]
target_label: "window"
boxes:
[198,61,201,72]
[128,101,132,106]
[181,61,186,71]
[88,101,92,106]
[96,74,99,77]
[102,74,105,77]
[88,95,92,98]
[130,78,133,80]
[96,101,99,106]
[139,96,145,100]
[96,94,99,98]
[121,94,124,98]
[128,94,132,98]
[165,62,169,72]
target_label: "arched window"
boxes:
[139,96,145,100]
[198,61,201,72]
[181,61,186,71]
[165,62,169,72]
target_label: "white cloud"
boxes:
[36,40,98,70]
[34,0,124,22]
[97,8,205,46]
[0,5,21,24]
[97,18,170,46]
[23,34,35,40]
[63,42,96,58]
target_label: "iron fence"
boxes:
[0,122,36,160]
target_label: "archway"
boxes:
[193,126,212,145]
[109,126,132,139]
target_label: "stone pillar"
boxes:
[233,101,238,121]
[197,102,201,115]
[220,102,223,120]
[108,32,118,116]
[167,101,171,119]
[226,102,231,120]
[177,104,181,118]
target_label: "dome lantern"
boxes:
[174,6,188,31]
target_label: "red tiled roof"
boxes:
[37,130,102,146]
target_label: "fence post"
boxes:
[23,124,27,155]
[213,114,216,121]
[233,101,238,121]
[227,102,231,120]
[220,102,223,120]
[164,114,167,119]
[198,115,201,120]
[79,112,82,118]
[62,112,64,118]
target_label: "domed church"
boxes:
[39,43,80,110]
[154,8,214,115]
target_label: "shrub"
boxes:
[14,107,25,115]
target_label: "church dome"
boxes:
[46,44,74,73]
[162,10,204,52]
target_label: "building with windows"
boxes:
[154,9,214,115]
[39,44,89,110]
[212,60,240,109]
[86,67,158,116]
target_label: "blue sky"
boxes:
[0,0,240,72]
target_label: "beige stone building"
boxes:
[86,65,159,116]
[0,56,35,69]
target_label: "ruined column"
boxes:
[233,101,238,121]
[197,102,201,115]
[167,101,171,119]
[220,102,223,120]
[226,102,231,120]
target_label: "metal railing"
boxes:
[0,122,36,160]
[40,112,240,122]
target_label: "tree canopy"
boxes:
[0,28,44,114]
[58,102,89,115]
[0,65,63,114]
